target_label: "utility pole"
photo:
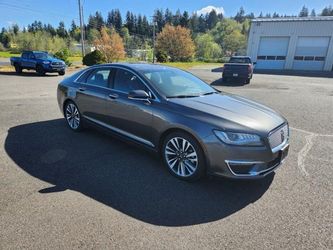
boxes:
[78,0,85,57]
[152,16,157,64]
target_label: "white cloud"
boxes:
[196,6,225,16]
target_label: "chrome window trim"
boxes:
[83,115,155,148]
[110,66,160,102]
[74,65,160,102]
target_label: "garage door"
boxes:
[256,37,290,70]
[292,37,330,71]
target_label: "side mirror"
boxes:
[128,90,151,103]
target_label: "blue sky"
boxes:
[0,0,332,28]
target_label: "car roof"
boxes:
[93,63,176,72]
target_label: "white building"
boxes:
[247,17,333,71]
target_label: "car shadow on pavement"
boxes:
[5,119,274,227]
[0,71,59,77]
[211,78,247,87]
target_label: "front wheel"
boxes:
[14,64,22,74]
[36,65,45,76]
[162,131,206,181]
[58,70,65,76]
[245,79,251,84]
[64,101,83,131]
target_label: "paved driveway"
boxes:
[0,69,332,249]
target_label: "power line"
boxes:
[0,2,79,21]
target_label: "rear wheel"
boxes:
[64,101,82,131]
[36,65,45,76]
[14,64,22,74]
[162,131,206,181]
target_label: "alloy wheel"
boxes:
[65,103,80,130]
[164,137,198,177]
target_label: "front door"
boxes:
[105,68,154,147]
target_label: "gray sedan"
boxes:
[57,63,289,181]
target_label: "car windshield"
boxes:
[229,57,251,63]
[142,67,217,98]
[34,52,54,60]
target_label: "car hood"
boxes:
[169,93,285,133]
[37,58,65,64]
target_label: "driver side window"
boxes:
[113,69,147,93]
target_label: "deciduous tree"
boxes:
[156,24,195,61]
[93,27,125,62]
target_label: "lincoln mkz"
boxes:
[57,63,289,181]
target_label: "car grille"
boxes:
[51,62,64,67]
[268,124,289,151]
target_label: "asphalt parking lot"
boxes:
[0,68,332,249]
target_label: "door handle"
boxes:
[108,93,118,99]
[78,87,86,91]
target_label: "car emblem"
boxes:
[280,130,285,142]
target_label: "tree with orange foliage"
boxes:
[156,24,195,62]
[93,27,125,62]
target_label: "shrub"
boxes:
[0,43,5,51]
[156,50,168,62]
[82,50,106,66]
[54,48,71,66]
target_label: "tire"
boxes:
[36,65,45,76]
[162,131,206,181]
[14,64,22,74]
[58,70,65,76]
[245,79,251,84]
[64,101,83,131]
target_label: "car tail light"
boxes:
[248,64,252,73]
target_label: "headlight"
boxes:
[43,61,50,64]
[213,130,263,146]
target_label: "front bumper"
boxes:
[204,134,289,179]
[43,64,66,72]
[224,144,289,178]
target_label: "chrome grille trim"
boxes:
[269,124,289,153]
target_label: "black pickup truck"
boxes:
[222,56,255,84]
[10,51,66,76]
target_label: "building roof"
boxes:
[252,16,333,22]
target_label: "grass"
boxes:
[0,51,222,71]
[68,56,82,62]
[160,61,222,70]
[0,51,20,58]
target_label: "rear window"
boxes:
[229,57,251,64]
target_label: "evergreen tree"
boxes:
[310,9,316,17]
[235,7,245,22]
[207,10,218,29]
[299,5,309,17]
[321,6,333,16]
[180,11,190,27]
[57,21,67,38]
[154,9,165,32]
[164,8,173,24]
[125,11,135,33]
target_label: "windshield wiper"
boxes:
[202,91,218,96]
[167,94,200,98]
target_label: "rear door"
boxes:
[75,67,112,123]
[105,68,154,147]
[20,52,30,68]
